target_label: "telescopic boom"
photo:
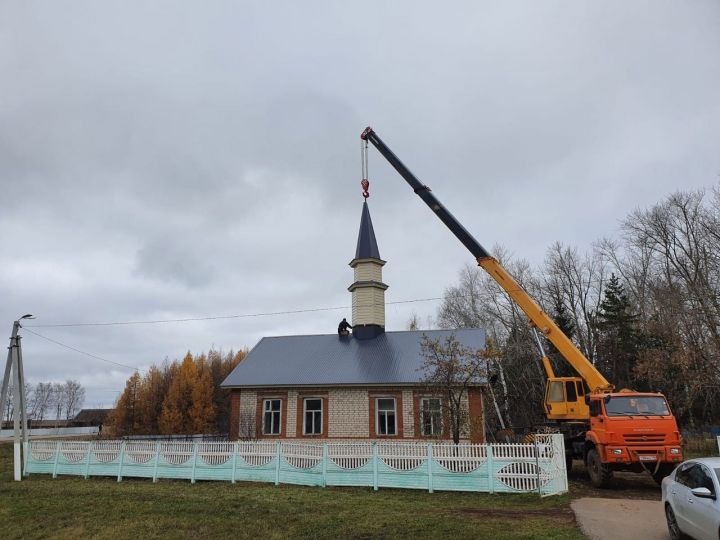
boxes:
[360,126,613,394]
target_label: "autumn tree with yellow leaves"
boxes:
[107,349,245,436]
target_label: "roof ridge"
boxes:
[257,328,483,339]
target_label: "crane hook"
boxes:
[361,137,370,198]
[361,179,370,199]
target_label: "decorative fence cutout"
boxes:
[25,434,568,496]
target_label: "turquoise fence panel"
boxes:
[54,441,92,477]
[25,435,568,496]
[278,442,323,486]
[325,442,374,487]
[25,440,58,475]
[376,442,429,490]
[194,441,234,481]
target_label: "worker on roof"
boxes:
[338,318,353,336]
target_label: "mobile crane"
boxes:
[360,126,683,487]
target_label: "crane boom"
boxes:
[361,126,612,393]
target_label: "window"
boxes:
[589,400,601,417]
[263,399,282,435]
[604,396,670,417]
[688,464,716,494]
[675,463,695,487]
[565,381,577,402]
[421,398,442,436]
[547,381,564,402]
[675,463,694,487]
[376,398,397,436]
[303,398,323,435]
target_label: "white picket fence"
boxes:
[25,434,568,496]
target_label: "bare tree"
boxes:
[418,334,485,444]
[63,380,86,420]
[238,411,257,440]
[436,249,548,432]
[542,242,606,364]
[31,382,55,422]
[51,383,65,426]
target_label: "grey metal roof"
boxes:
[354,201,381,261]
[220,328,486,387]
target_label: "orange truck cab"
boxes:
[582,392,683,486]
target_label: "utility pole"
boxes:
[0,315,33,481]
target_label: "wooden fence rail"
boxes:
[25,434,568,496]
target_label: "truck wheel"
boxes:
[653,463,676,485]
[586,448,613,488]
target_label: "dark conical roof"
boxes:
[354,201,381,260]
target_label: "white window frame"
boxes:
[303,397,323,435]
[375,397,397,436]
[262,398,282,435]
[420,397,442,436]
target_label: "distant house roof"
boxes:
[73,408,113,424]
[354,201,381,261]
[221,328,486,388]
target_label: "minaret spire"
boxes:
[348,201,388,340]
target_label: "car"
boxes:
[662,457,720,540]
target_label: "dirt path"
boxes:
[571,498,668,540]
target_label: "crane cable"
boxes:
[361,137,370,199]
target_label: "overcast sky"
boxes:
[2,1,719,409]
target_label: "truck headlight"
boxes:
[612,449,623,455]
[670,448,680,455]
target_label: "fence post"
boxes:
[534,440,541,495]
[275,442,281,486]
[190,442,199,484]
[152,442,161,483]
[84,441,92,479]
[52,440,61,479]
[487,445,494,494]
[117,441,126,482]
[372,442,378,491]
[321,444,328,488]
[231,442,238,484]
[23,441,29,477]
[427,443,434,493]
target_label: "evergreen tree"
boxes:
[595,273,641,389]
[546,297,577,377]
[552,297,575,340]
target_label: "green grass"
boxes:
[0,443,582,539]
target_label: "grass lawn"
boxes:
[0,442,583,539]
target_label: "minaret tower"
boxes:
[348,201,388,340]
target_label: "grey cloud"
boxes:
[1,0,719,409]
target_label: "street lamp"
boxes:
[1,314,34,481]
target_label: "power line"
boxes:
[26,295,451,328]
[22,328,140,372]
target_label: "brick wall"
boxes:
[228,385,484,442]
[328,388,369,437]
[286,390,298,437]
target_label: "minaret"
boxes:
[348,201,388,340]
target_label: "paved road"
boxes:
[571,497,668,540]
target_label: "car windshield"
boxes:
[604,396,670,416]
